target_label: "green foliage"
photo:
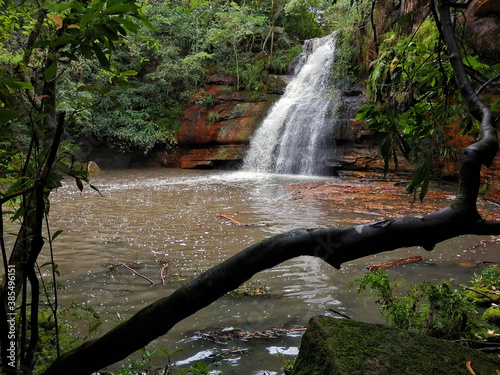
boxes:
[196,94,217,109]
[470,266,500,291]
[227,282,270,297]
[271,44,303,73]
[274,350,296,374]
[352,270,487,342]
[179,361,217,375]
[110,347,185,375]
[28,303,102,374]
[355,18,475,199]
[207,111,220,124]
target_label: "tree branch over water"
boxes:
[42,1,500,374]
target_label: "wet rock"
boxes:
[87,161,102,177]
[164,78,280,169]
[291,316,500,375]
[464,0,500,64]
[483,307,500,325]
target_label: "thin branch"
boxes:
[449,0,472,9]
[477,72,500,96]
[110,263,155,286]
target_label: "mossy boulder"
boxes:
[291,316,500,375]
[483,307,500,325]
[466,287,500,306]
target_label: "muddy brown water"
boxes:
[18,168,500,374]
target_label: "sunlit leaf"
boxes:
[120,70,137,76]
[52,15,63,29]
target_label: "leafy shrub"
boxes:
[207,111,221,124]
[352,270,487,342]
[196,94,217,109]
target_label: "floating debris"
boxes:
[192,327,307,344]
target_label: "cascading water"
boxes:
[243,33,339,176]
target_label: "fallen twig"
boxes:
[328,308,351,319]
[366,255,423,270]
[215,214,269,227]
[159,259,169,287]
[108,263,155,286]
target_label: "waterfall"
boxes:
[243,33,338,176]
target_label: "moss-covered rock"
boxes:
[291,316,500,375]
[466,287,500,306]
[483,307,500,325]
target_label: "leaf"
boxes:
[119,70,137,76]
[0,109,17,125]
[52,15,63,29]
[113,17,140,32]
[12,81,34,90]
[67,24,80,29]
[92,43,110,69]
[88,321,103,335]
[90,184,104,196]
[75,177,84,192]
[48,3,73,11]
[44,64,57,82]
[51,230,64,241]
[419,173,430,202]
[33,113,49,122]
[466,361,476,375]
[102,4,131,15]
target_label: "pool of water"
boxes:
[23,168,500,374]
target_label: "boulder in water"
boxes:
[291,316,500,375]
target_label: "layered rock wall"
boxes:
[161,76,285,169]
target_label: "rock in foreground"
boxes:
[291,316,500,375]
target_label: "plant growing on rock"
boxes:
[352,270,487,342]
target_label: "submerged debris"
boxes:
[192,327,306,344]
[366,255,424,270]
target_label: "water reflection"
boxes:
[29,168,500,373]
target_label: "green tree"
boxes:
[206,2,267,90]
[353,2,500,200]
[0,0,150,373]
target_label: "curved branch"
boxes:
[439,0,498,209]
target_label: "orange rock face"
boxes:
[164,78,284,169]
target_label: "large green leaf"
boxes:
[44,64,57,81]
[0,109,17,125]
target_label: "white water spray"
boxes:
[243,33,338,175]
